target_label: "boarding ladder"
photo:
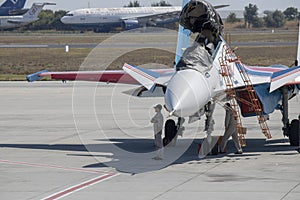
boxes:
[219,45,272,145]
[218,46,246,147]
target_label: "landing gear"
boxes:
[163,118,185,147]
[281,86,290,137]
[289,119,299,146]
[163,119,177,147]
[281,86,300,146]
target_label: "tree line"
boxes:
[227,4,299,28]
[124,1,172,7]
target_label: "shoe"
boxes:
[235,151,243,155]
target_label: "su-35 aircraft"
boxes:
[28,0,300,149]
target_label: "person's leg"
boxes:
[154,131,163,159]
[154,133,161,148]
[157,131,163,148]
[220,129,231,152]
[232,130,243,153]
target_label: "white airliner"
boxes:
[0,2,55,29]
[61,5,227,32]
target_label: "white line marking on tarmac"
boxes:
[0,159,109,174]
[42,173,119,200]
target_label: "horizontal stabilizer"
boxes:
[270,66,300,92]
[7,20,22,24]
[27,70,49,82]
[122,63,159,90]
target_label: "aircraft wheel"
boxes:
[289,119,299,146]
[164,119,177,146]
[211,143,219,155]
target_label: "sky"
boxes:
[13,0,300,11]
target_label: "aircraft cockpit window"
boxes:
[66,13,74,16]
[176,42,213,73]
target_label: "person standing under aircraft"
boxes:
[151,104,164,148]
[219,103,243,154]
[151,104,164,160]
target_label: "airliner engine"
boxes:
[122,19,140,30]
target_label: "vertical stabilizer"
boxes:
[23,3,55,18]
[174,0,191,67]
[1,0,26,9]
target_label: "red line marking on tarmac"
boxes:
[0,159,109,174]
[42,173,118,200]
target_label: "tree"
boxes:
[151,1,172,7]
[264,10,286,28]
[252,17,264,28]
[244,4,258,28]
[125,1,141,7]
[272,10,286,27]
[283,7,299,21]
[226,13,240,23]
[26,10,54,30]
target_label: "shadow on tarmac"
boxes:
[0,138,298,173]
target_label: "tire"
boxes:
[211,143,219,155]
[164,119,177,146]
[289,119,299,146]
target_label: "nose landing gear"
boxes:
[163,118,185,147]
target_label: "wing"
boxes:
[27,66,175,86]
[121,10,180,26]
[270,66,300,92]
[231,65,300,117]
[27,70,138,84]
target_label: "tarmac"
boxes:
[0,41,296,49]
[0,81,300,200]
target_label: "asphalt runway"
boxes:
[0,81,300,200]
[0,41,296,49]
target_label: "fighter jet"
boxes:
[0,2,55,29]
[27,0,300,147]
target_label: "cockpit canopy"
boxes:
[179,0,223,34]
[176,43,213,73]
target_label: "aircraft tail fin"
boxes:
[174,0,191,67]
[1,0,26,9]
[23,3,55,18]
